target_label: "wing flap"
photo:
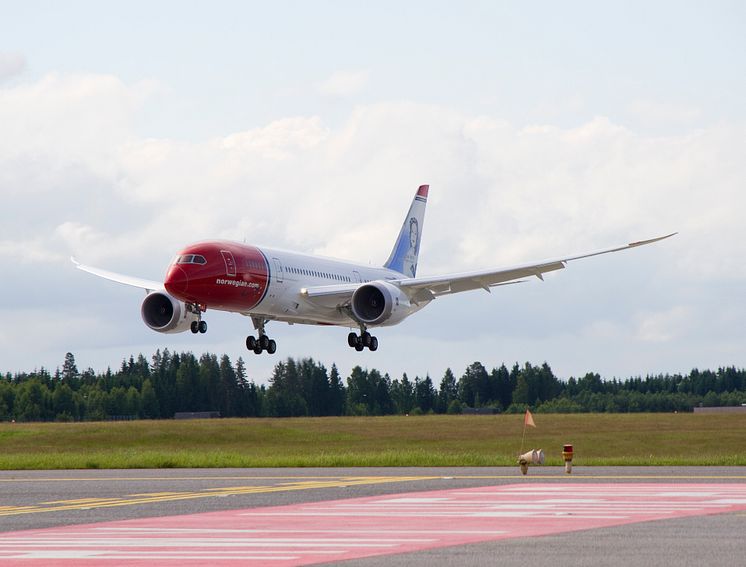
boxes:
[300,283,358,309]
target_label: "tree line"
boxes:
[1,350,745,422]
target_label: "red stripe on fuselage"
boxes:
[164,241,269,312]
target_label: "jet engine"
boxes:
[351,281,411,326]
[141,291,198,333]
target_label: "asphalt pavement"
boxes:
[0,467,744,565]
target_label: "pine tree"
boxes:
[62,353,78,381]
[328,364,346,416]
[437,368,458,413]
[140,379,160,418]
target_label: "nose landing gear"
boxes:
[188,304,207,334]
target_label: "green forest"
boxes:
[2,350,745,422]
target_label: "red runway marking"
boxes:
[1,483,746,565]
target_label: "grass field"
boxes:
[1,413,745,469]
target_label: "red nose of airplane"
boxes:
[164,264,189,298]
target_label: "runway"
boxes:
[1,467,745,565]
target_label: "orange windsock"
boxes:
[524,409,536,428]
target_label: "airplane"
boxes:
[73,185,675,355]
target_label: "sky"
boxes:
[1,1,745,385]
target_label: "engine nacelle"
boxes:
[141,291,198,334]
[351,281,411,326]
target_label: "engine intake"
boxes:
[141,291,198,333]
[351,281,409,326]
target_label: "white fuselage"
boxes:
[247,246,427,327]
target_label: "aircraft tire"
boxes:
[259,335,270,349]
[246,336,257,350]
[253,346,263,355]
[369,336,378,351]
[267,339,277,354]
[348,332,357,347]
[362,331,372,347]
[190,321,199,334]
[198,321,207,333]
[355,342,364,352]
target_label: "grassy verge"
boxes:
[1,414,745,469]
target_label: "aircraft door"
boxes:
[273,258,284,283]
[352,270,362,283]
[220,250,237,277]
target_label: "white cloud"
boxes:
[635,306,693,343]
[2,70,746,378]
[0,52,25,82]
[0,237,62,264]
[316,70,370,96]
[627,99,702,126]
[222,116,329,160]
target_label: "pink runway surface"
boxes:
[2,483,746,565]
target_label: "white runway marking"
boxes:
[1,483,746,565]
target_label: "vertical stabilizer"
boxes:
[384,185,428,277]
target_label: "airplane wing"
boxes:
[300,283,360,309]
[72,257,164,292]
[396,233,677,302]
[301,233,676,308]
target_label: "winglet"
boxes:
[628,232,678,248]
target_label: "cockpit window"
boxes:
[176,254,207,265]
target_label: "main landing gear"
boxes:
[190,320,207,334]
[189,304,207,334]
[348,328,378,352]
[246,317,276,355]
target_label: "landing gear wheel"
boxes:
[348,329,379,352]
[246,334,277,354]
[361,331,372,347]
[247,318,276,355]
[190,321,199,334]
[198,320,207,334]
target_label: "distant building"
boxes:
[693,406,746,414]
[174,411,221,419]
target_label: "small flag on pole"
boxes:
[524,409,536,428]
